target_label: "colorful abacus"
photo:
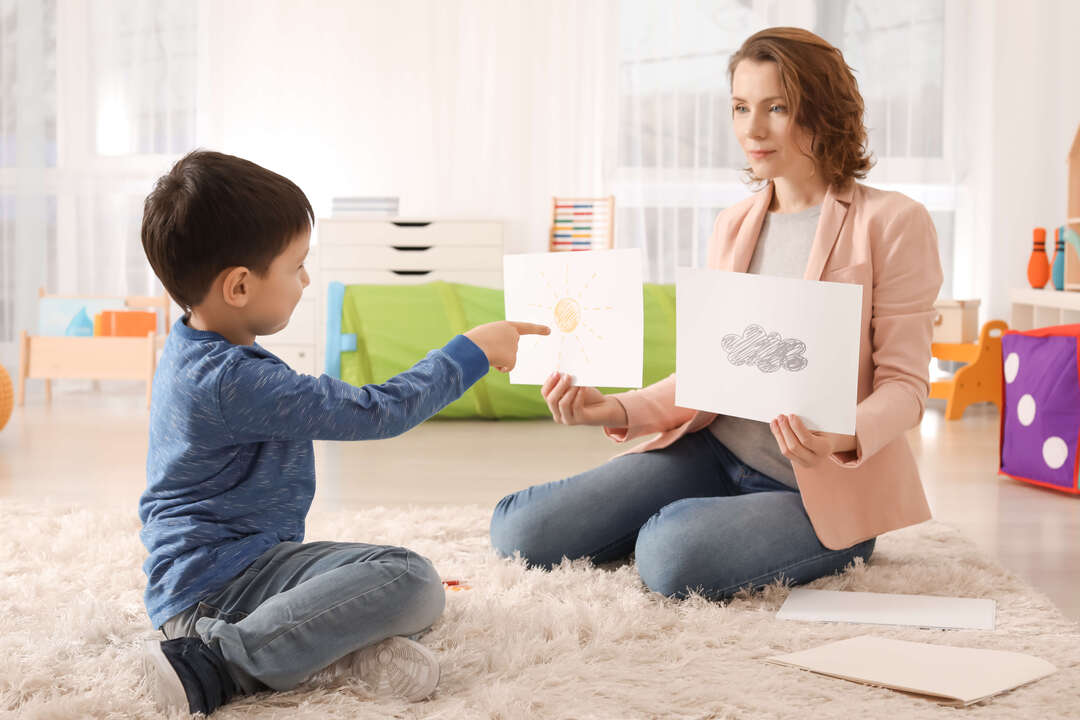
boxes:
[549,196,615,252]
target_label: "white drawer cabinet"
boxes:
[318,220,503,283]
[318,219,503,289]
[314,219,504,376]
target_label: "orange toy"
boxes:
[99,310,157,337]
[1027,227,1050,289]
[0,364,12,431]
[929,320,1007,420]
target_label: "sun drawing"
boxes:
[528,266,613,368]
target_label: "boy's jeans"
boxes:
[162,541,445,693]
[490,429,875,599]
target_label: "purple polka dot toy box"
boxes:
[1000,324,1080,494]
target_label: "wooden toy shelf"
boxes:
[18,291,170,408]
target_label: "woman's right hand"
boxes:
[541,372,629,427]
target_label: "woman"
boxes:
[490,27,943,599]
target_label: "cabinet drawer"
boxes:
[324,269,503,288]
[320,243,501,271]
[319,220,502,248]
[261,343,316,376]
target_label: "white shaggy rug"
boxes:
[2,502,1079,719]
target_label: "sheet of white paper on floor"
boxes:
[675,268,862,434]
[504,249,644,388]
[777,588,996,631]
[766,635,1056,706]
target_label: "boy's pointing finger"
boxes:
[509,322,551,336]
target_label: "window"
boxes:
[614,0,953,289]
[842,0,945,163]
[0,0,198,358]
[90,0,197,156]
[0,0,57,168]
[0,0,57,349]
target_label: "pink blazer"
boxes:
[604,181,943,550]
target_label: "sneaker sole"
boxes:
[354,636,440,702]
[142,639,191,714]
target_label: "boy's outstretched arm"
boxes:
[217,322,548,443]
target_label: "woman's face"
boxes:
[730,59,816,182]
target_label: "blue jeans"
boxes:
[490,429,874,599]
[161,541,445,693]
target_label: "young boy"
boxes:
[137,150,548,715]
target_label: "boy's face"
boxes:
[247,230,311,337]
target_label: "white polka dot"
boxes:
[1043,437,1069,470]
[1017,394,1036,426]
[1004,352,1020,383]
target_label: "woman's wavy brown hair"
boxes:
[728,27,874,188]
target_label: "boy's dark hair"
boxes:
[141,150,314,309]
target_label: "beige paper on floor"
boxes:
[776,588,997,631]
[767,635,1057,706]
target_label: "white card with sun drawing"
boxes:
[504,249,643,388]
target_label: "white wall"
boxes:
[963,0,1080,322]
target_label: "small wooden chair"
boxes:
[18,289,170,408]
[929,319,1008,420]
[549,196,615,252]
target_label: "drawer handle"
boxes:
[391,270,432,276]
[391,245,433,252]
[391,221,432,228]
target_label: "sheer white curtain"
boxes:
[1,0,201,367]
[1,0,56,368]
[615,0,756,282]
[424,0,619,254]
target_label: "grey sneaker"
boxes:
[353,636,440,702]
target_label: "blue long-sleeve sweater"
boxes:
[138,317,488,628]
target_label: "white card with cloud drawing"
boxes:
[675,267,862,434]
[504,249,643,388]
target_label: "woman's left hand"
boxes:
[770,414,855,469]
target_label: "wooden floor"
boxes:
[2,383,1078,620]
